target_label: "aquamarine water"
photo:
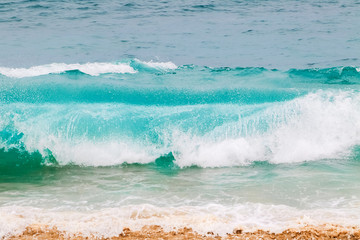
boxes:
[1,0,360,238]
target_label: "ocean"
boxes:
[1,0,360,238]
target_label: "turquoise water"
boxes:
[1,0,360,238]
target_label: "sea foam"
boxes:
[172,90,360,167]
[0,62,136,78]
[138,60,178,70]
[0,60,178,78]
[0,90,359,167]
[1,203,359,238]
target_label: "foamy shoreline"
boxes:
[8,224,360,240]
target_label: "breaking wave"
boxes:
[1,61,360,168]
[0,59,177,78]
[1,90,360,168]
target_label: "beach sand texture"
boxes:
[9,224,360,240]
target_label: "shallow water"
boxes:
[2,159,360,210]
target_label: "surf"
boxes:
[1,90,359,168]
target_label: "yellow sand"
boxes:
[9,224,360,240]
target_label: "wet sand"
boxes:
[9,224,360,240]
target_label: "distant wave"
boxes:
[0,62,359,88]
[0,60,178,78]
[140,60,177,70]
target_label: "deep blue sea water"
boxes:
[1,0,360,68]
[0,0,360,238]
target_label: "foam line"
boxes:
[0,62,137,78]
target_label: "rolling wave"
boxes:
[1,90,359,168]
[1,61,360,168]
[0,62,136,78]
[0,60,177,78]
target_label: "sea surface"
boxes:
[1,0,360,238]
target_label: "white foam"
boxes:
[0,62,136,78]
[138,60,178,70]
[1,90,360,167]
[37,140,156,166]
[1,203,359,238]
[172,90,360,167]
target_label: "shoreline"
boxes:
[8,224,360,240]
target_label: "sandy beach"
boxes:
[9,224,360,240]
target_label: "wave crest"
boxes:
[0,60,179,78]
[1,90,360,167]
